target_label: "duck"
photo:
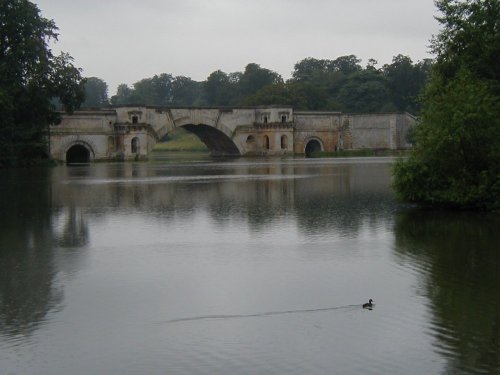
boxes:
[362,299,374,309]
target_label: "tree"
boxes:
[238,63,282,99]
[133,73,173,106]
[336,70,394,113]
[291,57,332,83]
[110,84,136,105]
[171,76,205,106]
[383,55,429,113]
[241,82,310,109]
[82,77,109,107]
[328,55,362,75]
[393,0,500,210]
[432,0,500,82]
[0,0,85,167]
[204,70,238,106]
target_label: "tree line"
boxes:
[83,55,431,114]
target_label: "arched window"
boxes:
[131,137,140,154]
[246,135,255,144]
[264,135,270,150]
[132,116,138,124]
[281,135,288,150]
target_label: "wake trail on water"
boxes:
[163,304,360,324]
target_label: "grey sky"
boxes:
[35,0,440,94]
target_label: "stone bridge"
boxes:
[49,106,416,163]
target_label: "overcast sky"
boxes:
[35,0,441,94]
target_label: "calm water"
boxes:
[0,156,498,375]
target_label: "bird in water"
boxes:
[363,299,374,309]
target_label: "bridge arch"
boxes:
[175,124,241,156]
[164,109,243,155]
[65,141,95,163]
[304,137,324,157]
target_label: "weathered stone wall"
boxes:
[50,107,416,162]
[294,112,342,153]
[50,111,117,161]
[344,113,416,150]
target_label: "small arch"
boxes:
[263,135,270,150]
[263,116,268,124]
[66,144,91,164]
[246,135,255,144]
[304,138,323,157]
[281,115,287,123]
[281,135,288,150]
[132,116,139,124]
[131,137,140,154]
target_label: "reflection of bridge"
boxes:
[49,106,416,162]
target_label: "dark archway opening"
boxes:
[66,145,90,164]
[305,139,322,157]
[182,124,240,156]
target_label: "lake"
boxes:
[0,155,498,374]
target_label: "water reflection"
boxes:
[1,159,394,340]
[1,158,498,374]
[0,169,62,337]
[50,158,396,237]
[393,211,500,374]
[0,169,89,339]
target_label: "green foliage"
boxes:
[329,55,363,75]
[110,83,137,105]
[383,55,432,113]
[171,76,205,106]
[393,0,500,210]
[133,73,173,106]
[336,70,392,113]
[241,82,322,110]
[394,70,500,209]
[204,70,238,106]
[0,0,85,167]
[108,53,429,113]
[239,63,282,98]
[433,0,500,82]
[82,77,109,107]
[288,54,425,112]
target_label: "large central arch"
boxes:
[182,124,240,155]
[157,108,242,156]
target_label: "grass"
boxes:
[310,149,411,158]
[153,128,208,152]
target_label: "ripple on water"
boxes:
[151,301,443,375]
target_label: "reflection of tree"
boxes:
[52,160,396,238]
[394,211,500,374]
[0,169,62,336]
[55,206,89,248]
[293,163,394,236]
